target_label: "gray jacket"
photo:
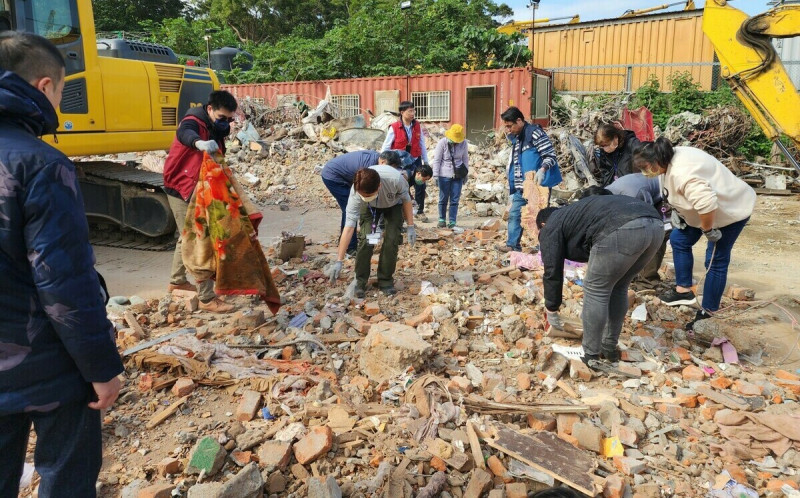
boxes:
[344,165,411,228]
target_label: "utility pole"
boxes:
[528,0,540,62]
[400,1,412,100]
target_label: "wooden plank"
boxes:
[695,385,750,411]
[464,395,590,415]
[146,395,189,429]
[318,333,361,344]
[466,421,486,470]
[487,426,598,496]
[123,311,146,339]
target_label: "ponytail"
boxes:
[633,136,674,171]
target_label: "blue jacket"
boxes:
[506,123,561,193]
[321,150,380,184]
[0,70,123,415]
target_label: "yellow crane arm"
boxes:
[496,15,579,35]
[703,0,800,171]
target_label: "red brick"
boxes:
[156,457,181,476]
[506,483,527,498]
[430,456,447,472]
[230,450,253,467]
[515,337,535,352]
[171,377,195,397]
[682,365,705,382]
[294,426,333,465]
[527,413,556,431]
[570,359,593,381]
[235,390,262,422]
[733,380,762,396]
[281,345,294,360]
[349,375,369,390]
[404,306,433,327]
[672,346,691,362]
[616,425,638,446]
[447,376,473,394]
[726,285,755,301]
[573,422,603,453]
[676,393,698,408]
[724,464,748,484]
[767,480,798,492]
[776,370,800,382]
[486,455,512,483]
[350,316,371,334]
[475,230,498,241]
[616,363,642,377]
[604,474,625,498]
[138,373,154,392]
[369,313,388,323]
[364,301,380,316]
[138,483,175,498]
[557,414,580,436]
[516,372,532,390]
[658,404,683,420]
[257,442,292,469]
[710,377,733,390]
[333,321,349,334]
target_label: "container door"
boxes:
[465,86,495,143]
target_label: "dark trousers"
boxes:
[406,156,426,214]
[322,177,356,252]
[0,395,102,498]
[355,203,403,289]
[639,231,670,282]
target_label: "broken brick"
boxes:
[506,482,528,498]
[235,390,262,422]
[404,306,433,327]
[573,422,603,453]
[363,301,380,316]
[682,365,706,382]
[657,404,683,420]
[710,377,733,390]
[294,426,333,465]
[527,413,556,432]
[604,474,625,498]
[733,380,762,396]
[156,457,181,476]
[516,372,531,390]
[257,442,292,469]
[230,450,254,467]
[486,455,512,483]
[613,456,647,475]
[447,376,473,394]
[556,413,580,436]
[138,483,175,498]
[570,359,593,381]
[726,285,755,301]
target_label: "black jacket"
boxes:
[591,130,641,187]
[539,195,660,311]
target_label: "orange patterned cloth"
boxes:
[182,153,281,314]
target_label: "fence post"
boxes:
[625,66,633,92]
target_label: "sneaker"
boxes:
[198,297,234,313]
[660,288,697,306]
[437,219,446,228]
[379,285,397,296]
[168,281,197,293]
[415,212,428,222]
[447,221,456,229]
[601,347,620,363]
[686,309,712,331]
[496,244,514,253]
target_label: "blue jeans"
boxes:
[670,217,749,311]
[407,157,426,213]
[582,218,664,356]
[322,177,356,252]
[0,393,102,497]
[506,191,528,251]
[437,177,463,223]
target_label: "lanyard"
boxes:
[369,205,379,233]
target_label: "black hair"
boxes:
[633,137,674,171]
[354,168,380,195]
[379,150,401,168]
[500,106,525,123]
[208,90,238,112]
[531,487,583,498]
[594,123,626,146]
[578,186,612,199]
[399,100,414,112]
[0,32,65,85]
[536,206,559,230]
[416,163,433,178]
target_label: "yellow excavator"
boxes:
[703,0,800,173]
[497,15,580,36]
[2,0,220,247]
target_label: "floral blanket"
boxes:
[182,153,281,314]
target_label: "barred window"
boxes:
[330,94,361,118]
[411,91,450,121]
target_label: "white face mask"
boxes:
[359,193,378,202]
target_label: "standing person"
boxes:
[0,32,123,497]
[321,149,381,256]
[497,106,561,253]
[579,173,671,284]
[431,124,469,228]
[328,167,417,297]
[591,123,641,187]
[163,90,238,313]
[381,101,430,221]
[634,138,756,329]
[537,196,663,365]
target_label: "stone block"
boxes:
[603,474,625,498]
[186,437,226,476]
[573,422,603,453]
[138,483,175,498]
[726,285,755,301]
[358,322,432,382]
[156,457,182,476]
[257,441,292,469]
[612,456,647,475]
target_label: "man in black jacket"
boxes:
[537,196,663,366]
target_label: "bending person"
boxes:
[591,123,641,187]
[633,138,755,329]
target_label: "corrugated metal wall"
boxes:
[531,9,717,92]
[222,67,551,130]
[774,36,800,89]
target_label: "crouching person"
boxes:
[328,166,416,297]
[537,195,663,366]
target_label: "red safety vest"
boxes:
[390,119,422,158]
[163,115,226,201]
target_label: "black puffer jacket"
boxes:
[591,130,641,187]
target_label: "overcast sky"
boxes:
[502,0,773,23]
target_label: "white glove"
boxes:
[328,261,343,284]
[534,168,546,185]
[671,210,687,230]
[195,140,219,153]
[704,228,722,243]
[406,226,417,246]
[546,309,564,330]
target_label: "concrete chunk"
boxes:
[358,322,432,382]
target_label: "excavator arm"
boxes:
[703,0,800,172]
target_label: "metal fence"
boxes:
[547,61,800,94]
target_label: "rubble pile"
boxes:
[663,106,752,157]
[43,218,799,498]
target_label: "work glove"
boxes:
[703,228,722,243]
[534,168,546,186]
[670,210,687,230]
[406,225,417,246]
[545,309,564,330]
[328,261,343,284]
[195,139,219,153]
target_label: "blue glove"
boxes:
[407,226,417,246]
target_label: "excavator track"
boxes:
[76,161,178,251]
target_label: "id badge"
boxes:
[367,233,380,245]
[664,222,672,231]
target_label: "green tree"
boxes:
[92,0,184,32]
[138,18,238,59]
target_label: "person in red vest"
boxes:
[381,101,431,221]
[162,90,237,313]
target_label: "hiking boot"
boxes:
[601,347,621,363]
[437,219,446,228]
[198,297,234,313]
[168,281,197,293]
[581,353,602,370]
[379,285,397,296]
[686,309,712,331]
[660,288,696,306]
[415,212,428,222]
[496,244,514,253]
[354,285,366,299]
